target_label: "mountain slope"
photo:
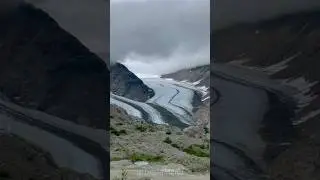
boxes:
[0,134,96,180]
[162,65,210,88]
[0,3,109,129]
[161,65,210,128]
[110,104,210,179]
[110,63,154,102]
[213,10,320,124]
[213,9,320,180]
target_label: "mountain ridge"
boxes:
[110,63,154,102]
[213,9,320,180]
[0,3,109,129]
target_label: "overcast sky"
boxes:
[213,0,320,30]
[23,0,320,76]
[111,0,210,76]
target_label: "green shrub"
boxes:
[129,152,164,163]
[135,124,148,132]
[183,144,209,157]
[195,144,206,149]
[110,127,127,136]
[118,129,127,135]
[163,137,172,144]
[171,143,180,149]
[204,127,209,134]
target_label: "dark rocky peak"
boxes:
[0,3,109,129]
[162,65,210,88]
[110,63,154,102]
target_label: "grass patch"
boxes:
[129,152,164,163]
[183,144,209,157]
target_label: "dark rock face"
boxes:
[0,3,109,129]
[110,63,154,102]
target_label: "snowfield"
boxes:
[110,77,210,126]
[143,78,195,125]
[111,93,164,124]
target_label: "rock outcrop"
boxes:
[110,63,154,102]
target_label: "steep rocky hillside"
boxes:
[0,134,96,180]
[213,9,320,180]
[0,3,109,129]
[110,104,210,179]
[110,63,154,102]
[162,65,210,88]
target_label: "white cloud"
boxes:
[111,0,210,73]
[122,44,209,75]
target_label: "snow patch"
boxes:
[163,78,174,81]
[282,77,318,109]
[135,73,160,79]
[192,79,202,85]
[202,96,210,101]
[197,86,209,96]
[293,109,320,125]
[229,52,301,75]
[262,52,301,75]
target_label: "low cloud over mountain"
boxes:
[111,0,210,75]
